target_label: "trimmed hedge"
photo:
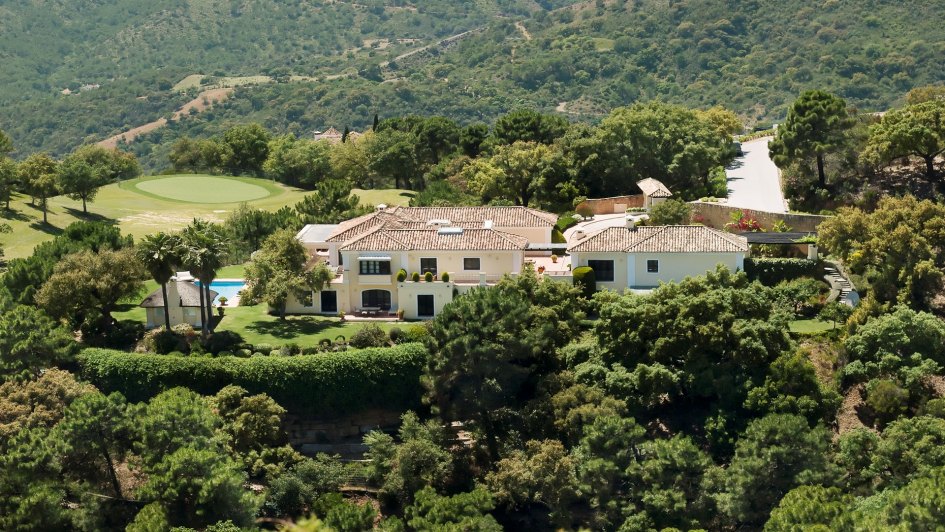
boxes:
[78,344,428,416]
[744,258,821,285]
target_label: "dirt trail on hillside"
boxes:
[515,21,532,40]
[98,87,233,148]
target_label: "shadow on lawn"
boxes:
[243,316,348,339]
[63,207,116,224]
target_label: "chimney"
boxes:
[375,204,387,211]
[626,216,636,231]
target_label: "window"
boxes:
[587,260,615,282]
[418,294,435,317]
[362,290,392,310]
[420,258,438,276]
[646,259,659,273]
[463,257,481,271]
[320,291,338,313]
[359,260,391,275]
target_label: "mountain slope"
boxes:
[2,0,943,164]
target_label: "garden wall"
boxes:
[78,343,428,417]
[575,194,645,215]
[690,202,830,232]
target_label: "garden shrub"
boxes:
[424,272,434,282]
[572,266,596,298]
[389,327,404,344]
[253,344,275,354]
[744,258,821,285]
[396,269,408,282]
[350,324,390,349]
[865,379,910,428]
[441,272,450,282]
[140,328,188,355]
[411,272,421,282]
[403,323,431,343]
[78,343,428,416]
[198,330,246,355]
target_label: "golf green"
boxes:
[133,175,274,204]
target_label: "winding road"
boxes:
[724,137,788,213]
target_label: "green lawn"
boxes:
[789,319,836,334]
[213,305,402,347]
[353,188,415,207]
[111,277,403,348]
[1,173,413,260]
[131,175,279,204]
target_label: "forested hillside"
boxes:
[2,0,944,165]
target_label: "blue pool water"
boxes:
[195,280,246,303]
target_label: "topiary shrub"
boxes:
[396,269,408,282]
[572,266,596,298]
[424,271,434,282]
[411,272,421,282]
[350,324,390,349]
[388,327,404,344]
[441,272,450,282]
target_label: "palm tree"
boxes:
[136,232,180,331]
[179,219,227,336]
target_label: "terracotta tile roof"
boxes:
[567,226,748,253]
[140,281,218,308]
[325,206,557,242]
[390,206,558,226]
[636,178,673,198]
[339,227,529,252]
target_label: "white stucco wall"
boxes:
[571,251,744,290]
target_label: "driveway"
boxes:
[724,137,788,214]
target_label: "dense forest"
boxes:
[2,0,945,160]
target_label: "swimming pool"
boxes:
[195,280,246,304]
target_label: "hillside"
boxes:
[2,0,944,166]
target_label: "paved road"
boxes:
[724,137,788,213]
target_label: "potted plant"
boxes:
[218,296,229,307]
[411,272,421,282]
[424,271,434,282]
[338,310,346,322]
[441,271,450,282]
[551,254,558,263]
[396,308,405,321]
[537,265,545,274]
[396,269,408,282]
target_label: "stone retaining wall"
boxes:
[690,202,830,232]
[576,194,645,215]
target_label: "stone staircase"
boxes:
[824,264,859,307]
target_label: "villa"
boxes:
[287,181,750,319]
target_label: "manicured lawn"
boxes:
[216,263,247,279]
[111,278,402,347]
[1,174,410,259]
[789,319,836,334]
[352,188,415,207]
[132,175,278,204]
[213,305,402,347]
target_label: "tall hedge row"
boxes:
[744,258,822,285]
[78,344,428,416]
